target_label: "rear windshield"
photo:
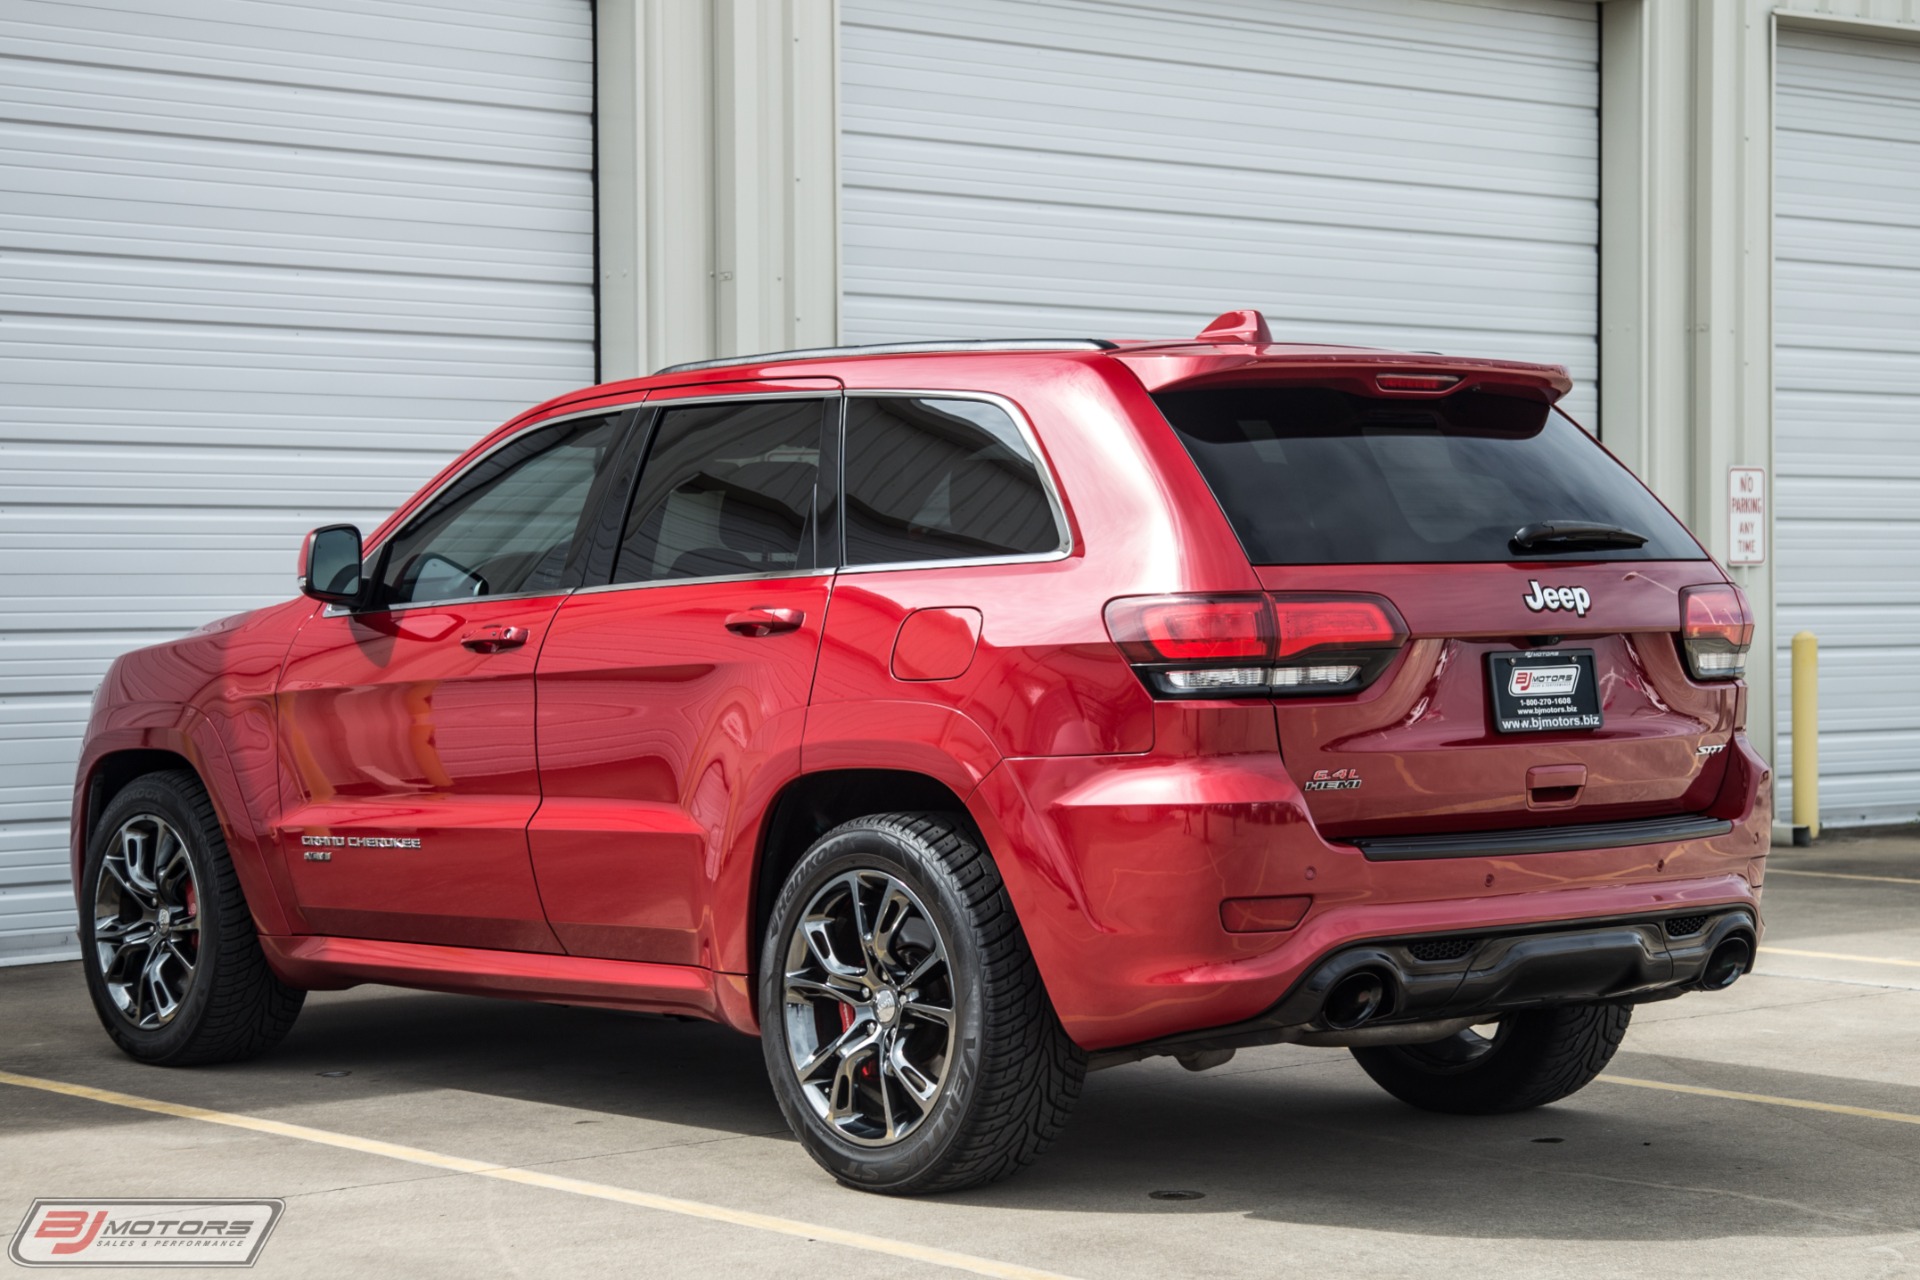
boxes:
[1153,387,1704,565]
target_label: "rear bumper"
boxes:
[1093,907,1757,1067]
[969,727,1771,1052]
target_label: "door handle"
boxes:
[724,607,805,638]
[460,625,529,653]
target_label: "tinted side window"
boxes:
[375,415,618,606]
[843,397,1061,566]
[613,399,825,583]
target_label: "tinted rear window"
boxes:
[1154,388,1704,565]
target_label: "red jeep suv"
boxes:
[74,310,1769,1194]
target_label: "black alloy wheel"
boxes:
[80,771,304,1066]
[759,813,1085,1194]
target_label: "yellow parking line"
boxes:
[1766,868,1920,888]
[1761,946,1920,969]
[0,1070,1079,1280]
[1601,1074,1920,1127]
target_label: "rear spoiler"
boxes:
[1114,350,1574,404]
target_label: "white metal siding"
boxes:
[1776,30,1920,827]
[0,0,596,963]
[840,0,1600,427]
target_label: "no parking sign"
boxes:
[1728,467,1766,566]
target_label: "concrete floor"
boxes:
[4,830,1918,1280]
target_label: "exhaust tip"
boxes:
[1322,970,1389,1030]
[1702,937,1752,991]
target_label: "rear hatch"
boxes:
[1148,373,1749,841]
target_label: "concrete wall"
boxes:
[595,0,839,379]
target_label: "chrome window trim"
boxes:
[362,401,647,561]
[834,549,1069,576]
[338,402,645,617]
[340,391,843,614]
[326,383,1075,615]
[642,389,843,407]
[838,389,1074,572]
[572,568,834,598]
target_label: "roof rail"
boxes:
[653,338,1117,376]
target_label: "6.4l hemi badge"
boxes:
[1304,768,1362,792]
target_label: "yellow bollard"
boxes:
[1792,631,1819,846]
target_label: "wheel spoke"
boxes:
[868,878,914,971]
[154,825,185,879]
[93,914,145,944]
[101,854,149,908]
[786,974,861,1007]
[902,1001,952,1026]
[801,916,865,982]
[826,1038,879,1127]
[794,1020,871,1082]
[122,827,158,896]
[846,873,873,947]
[141,953,174,1025]
[887,1043,941,1107]
[876,1046,899,1140]
[124,949,149,1022]
[104,939,148,987]
[899,941,947,991]
[155,836,194,908]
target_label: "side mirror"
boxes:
[298,524,365,606]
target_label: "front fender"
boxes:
[73,706,297,937]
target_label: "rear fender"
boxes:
[800,701,1002,799]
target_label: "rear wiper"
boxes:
[1510,521,1648,553]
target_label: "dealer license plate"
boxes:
[1487,649,1602,734]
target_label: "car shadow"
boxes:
[5,963,1917,1244]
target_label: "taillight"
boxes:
[1105,593,1407,698]
[1679,584,1753,680]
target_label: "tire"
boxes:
[758,813,1086,1195]
[80,770,305,1066]
[1350,1002,1632,1115]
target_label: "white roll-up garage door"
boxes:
[1776,30,1920,828]
[0,0,596,963]
[840,0,1600,427]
